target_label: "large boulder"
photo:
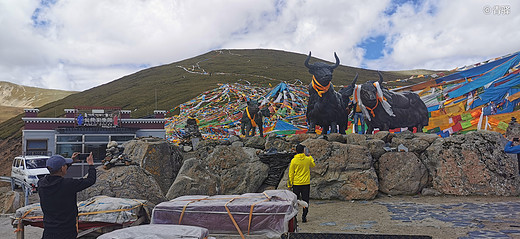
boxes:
[166,146,269,199]
[378,152,428,195]
[286,134,318,144]
[78,166,166,205]
[345,133,367,145]
[265,136,293,152]
[244,136,266,149]
[359,139,386,160]
[278,139,378,200]
[506,117,520,139]
[422,130,519,196]
[0,187,23,213]
[123,138,183,194]
[391,137,431,156]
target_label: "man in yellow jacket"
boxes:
[288,144,315,223]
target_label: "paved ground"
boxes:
[298,196,520,239]
[2,195,520,238]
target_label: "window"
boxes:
[56,144,82,158]
[85,144,107,163]
[57,135,82,142]
[27,140,47,154]
[85,135,109,142]
[111,135,135,142]
[25,158,48,169]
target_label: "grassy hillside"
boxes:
[0,81,77,123]
[0,49,440,139]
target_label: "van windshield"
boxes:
[26,158,48,169]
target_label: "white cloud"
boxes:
[0,0,518,90]
[366,0,520,70]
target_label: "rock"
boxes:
[327,133,346,143]
[391,137,431,156]
[166,146,269,199]
[359,139,386,160]
[286,134,318,144]
[165,158,220,198]
[0,187,23,213]
[244,136,266,149]
[393,130,414,139]
[78,166,166,205]
[345,133,367,145]
[123,139,183,194]
[231,141,244,147]
[279,139,378,200]
[422,130,520,196]
[506,117,520,139]
[183,146,192,152]
[372,131,393,143]
[265,137,293,153]
[228,135,241,143]
[421,187,442,196]
[377,152,428,195]
[415,133,440,144]
[198,139,230,148]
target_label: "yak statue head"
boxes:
[339,73,358,103]
[304,51,340,86]
[247,99,260,115]
[360,72,384,107]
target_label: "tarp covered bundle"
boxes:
[98,224,209,239]
[419,51,520,137]
[13,196,150,227]
[151,190,298,238]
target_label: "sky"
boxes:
[1,0,519,91]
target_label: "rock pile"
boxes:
[54,130,520,209]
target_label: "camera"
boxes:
[514,138,519,142]
[77,153,90,161]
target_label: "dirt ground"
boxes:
[2,193,520,239]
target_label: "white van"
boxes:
[11,155,50,188]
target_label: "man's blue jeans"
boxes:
[353,113,364,134]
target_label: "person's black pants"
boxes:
[292,184,310,219]
[42,229,77,239]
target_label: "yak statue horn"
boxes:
[377,71,384,84]
[304,51,311,69]
[332,52,340,69]
[351,73,358,86]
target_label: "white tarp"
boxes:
[98,224,210,239]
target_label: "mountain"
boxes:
[0,49,441,139]
[0,49,442,177]
[0,81,77,123]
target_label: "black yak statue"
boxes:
[241,100,270,137]
[305,51,348,135]
[354,72,429,133]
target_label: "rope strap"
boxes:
[311,76,331,97]
[246,107,257,128]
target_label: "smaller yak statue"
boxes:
[241,99,270,137]
[305,51,348,135]
[353,72,429,134]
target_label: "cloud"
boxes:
[365,0,520,70]
[0,0,518,90]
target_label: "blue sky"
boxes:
[0,0,519,91]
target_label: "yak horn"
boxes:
[304,51,311,68]
[332,52,340,69]
[377,71,384,84]
[351,73,358,86]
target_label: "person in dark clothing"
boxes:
[504,138,520,175]
[38,152,96,239]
